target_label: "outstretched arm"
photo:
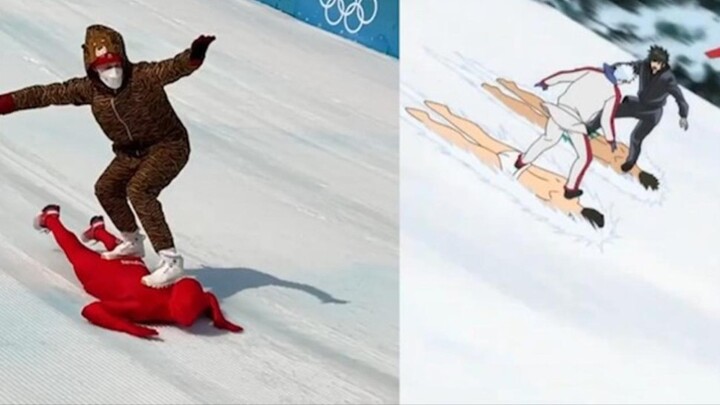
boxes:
[136,35,216,86]
[600,89,622,143]
[538,67,594,88]
[81,301,158,338]
[667,76,689,118]
[206,292,243,332]
[0,77,93,114]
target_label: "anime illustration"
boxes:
[401,0,720,403]
[406,101,606,227]
[516,62,636,200]
[407,44,690,229]
[585,46,689,173]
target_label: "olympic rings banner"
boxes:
[253,0,399,58]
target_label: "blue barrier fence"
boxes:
[253,0,399,58]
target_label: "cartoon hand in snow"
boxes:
[679,117,689,131]
[534,81,549,91]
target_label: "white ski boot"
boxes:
[101,230,145,259]
[141,248,185,288]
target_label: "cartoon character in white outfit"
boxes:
[515,63,637,199]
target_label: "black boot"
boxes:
[564,187,583,200]
[620,161,634,173]
[42,204,61,215]
[33,204,60,231]
[81,216,106,243]
[581,208,605,229]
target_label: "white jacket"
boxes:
[540,67,621,142]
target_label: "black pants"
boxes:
[587,96,663,166]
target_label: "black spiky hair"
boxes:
[648,45,669,64]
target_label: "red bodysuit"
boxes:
[44,214,243,338]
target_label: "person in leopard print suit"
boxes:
[0,24,216,288]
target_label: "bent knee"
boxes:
[126,181,148,203]
[127,180,158,205]
[95,180,125,202]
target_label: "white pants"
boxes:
[521,117,593,191]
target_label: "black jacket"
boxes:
[629,59,689,118]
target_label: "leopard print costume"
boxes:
[9,24,204,251]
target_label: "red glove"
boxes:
[206,292,243,333]
[0,93,16,115]
[127,325,160,338]
[214,318,244,333]
[82,301,159,339]
[190,35,216,66]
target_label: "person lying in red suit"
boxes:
[33,204,243,339]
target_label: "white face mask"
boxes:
[98,66,123,90]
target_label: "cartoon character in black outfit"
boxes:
[587,45,689,172]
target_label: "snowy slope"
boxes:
[401,0,720,403]
[0,0,398,403]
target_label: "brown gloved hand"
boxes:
[190,35,216,64]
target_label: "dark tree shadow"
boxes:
[190,266,349,304]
